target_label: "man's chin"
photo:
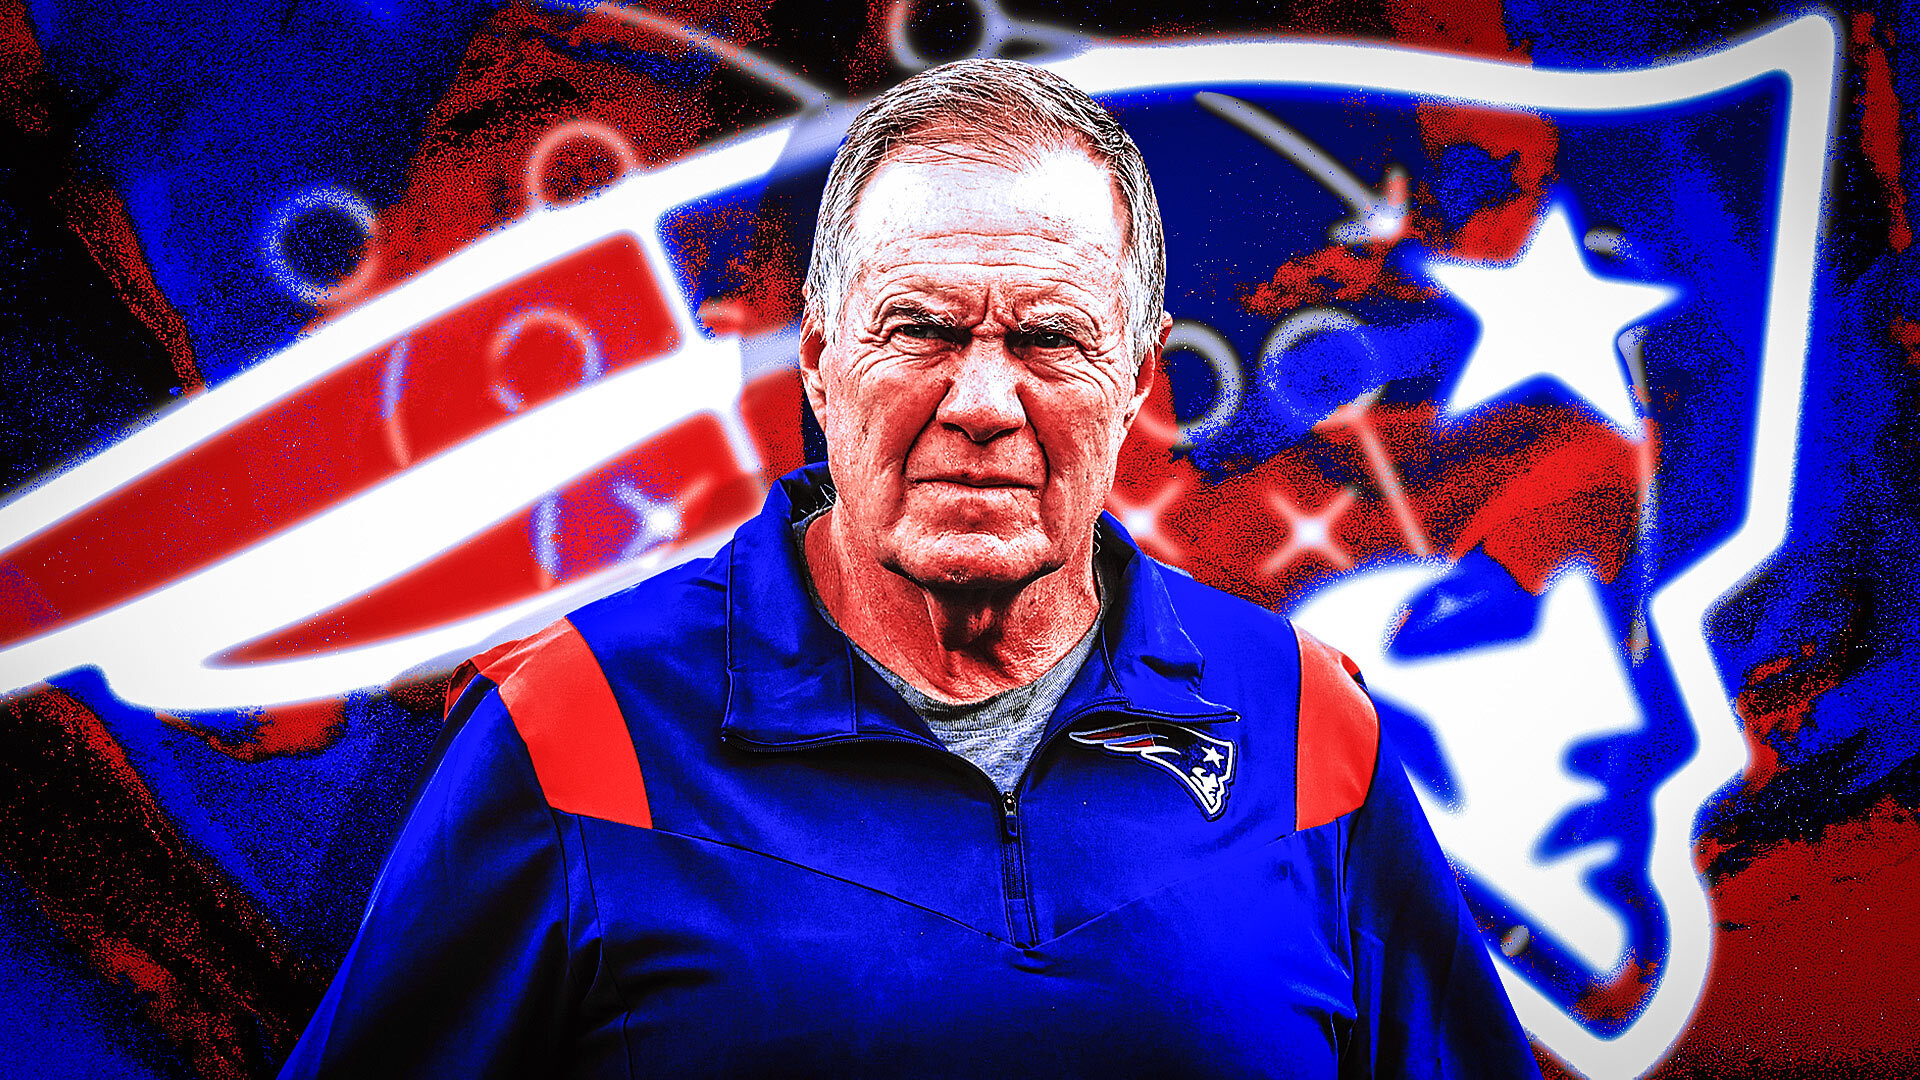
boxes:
[881,534,1059,595]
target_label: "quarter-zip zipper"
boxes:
[998,789,1036,946]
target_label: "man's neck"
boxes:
[804,508,1101,704]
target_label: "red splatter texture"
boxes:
[670,200,806,335]
[0,0,815,762]
[2,9,308,1071]
[1535,801,1920,1078]
[1661,802,1920,1077]
[1437,407,1650,592]
[740,368,808,481]
[1167,450,1410,608]
[1217,0,1637,618]
[1379,0,1558,261]
[0,688,319,1079]
[827,0,904,94]
[1731,591,1868,792]
[1409,103,1559,262]
[1239,242,1435,318]
[1852,13,1911,254]
[1379,0,1529,60]
[1892,317,1920,365]
[58,184,204,390]
[359,0,811,503]
[0,0,51,137]
[160,700,348,763]
[1571,952,1661,1029]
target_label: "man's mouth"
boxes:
[913,473,1037,489]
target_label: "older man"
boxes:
[281,59,1539,1079]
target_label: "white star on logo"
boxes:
[1200,744,1225,767]
[1427,204,1678,436]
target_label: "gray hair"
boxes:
[803,58,1166,366]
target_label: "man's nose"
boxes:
[935,338,1026,444]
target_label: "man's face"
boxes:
[800,142,1161,593]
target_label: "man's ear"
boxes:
[1122,311,1172,430]
[798,310,831,421]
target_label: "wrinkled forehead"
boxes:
[846,141,1130,272]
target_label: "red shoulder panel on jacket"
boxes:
[443,637,521,716]
[1294,626,1380,831]
[476,619,652,828]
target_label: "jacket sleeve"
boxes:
[278,684,581,1078]
[1340,730,1544,1079]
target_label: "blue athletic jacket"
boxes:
[280,463,1541,1078]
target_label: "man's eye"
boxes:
[1017,331,1078,350]
[893,323,948,341]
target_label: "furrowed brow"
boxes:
[1019,312,1094,338]
[878,300,958,327]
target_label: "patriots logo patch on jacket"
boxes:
[1071,722,1237,820]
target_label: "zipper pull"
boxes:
[1001,791,1019,838]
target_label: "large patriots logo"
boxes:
[1072,722,1237,820]
[1072,15,1835,1080]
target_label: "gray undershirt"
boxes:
[792,508,1106,793]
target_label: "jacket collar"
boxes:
[721,463,1235,750]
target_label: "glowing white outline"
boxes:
[0,21,1837,1074]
